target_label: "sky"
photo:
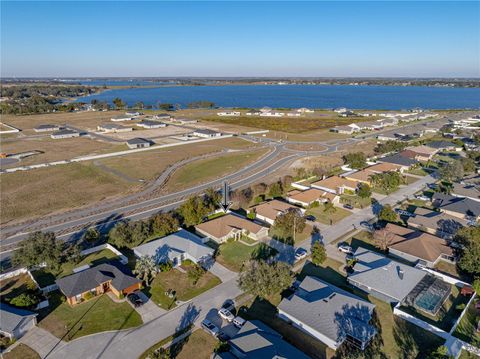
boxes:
[1,1,479,78]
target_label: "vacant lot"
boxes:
[1,136,124,167]
[164,148,269,191]
[204,113,368,133]
[39,292,142,341]
[1,162,134,224]
[3,344,40,359]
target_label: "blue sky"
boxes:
[1,1,479,77]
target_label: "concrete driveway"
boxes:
[129,291,166,323]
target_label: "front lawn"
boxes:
[404,175,420,185]
[215,240,258,272]
[175,329,219,359]
[31,249,119,287]
[38,292,142,340]
[146,268,221,310]
[453,298,480,347]
[306,205,351,225]
[340,194,371,209]
[406,167,429,176]
[3,344,40,359]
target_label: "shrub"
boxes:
[309,201,320,209]
[9,293,39,308]
[187,264,205,285]
[159,261,173,272]
[455,303,466,311]
[247,212,256,220]
[83,292,94,301]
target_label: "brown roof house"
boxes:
[56,263,141,306]
[195,213,269,243]
[286,188,339,207]
[344,162,405,186]
[407,207,469,239]
[247,200,304,225]
[311,176,358,195]
[385,223,455,268]
[404,145,439,162]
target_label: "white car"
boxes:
[294,248,308,261]
[233,316,246,328]
[338,244,353,254]
[201,319,219,337]
[218,308,235,322]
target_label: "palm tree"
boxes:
[134,255,158,285]
[323,201,337,214]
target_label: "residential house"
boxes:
[136,120,167,129]
[34,124,61,132]
[286,189,339,207]
[377,153,417,171]
[111,115,134,122]
[132,229,214,267]
[56,263,142,306]
[97,123,133,133]
[173,118,198,124]
[278,276,377,351]
[153,113,171,120]
[408,207,468,239]
[287,112,302,117]
[358,121,384,131]
[331,123,361,134]
[125,111,142,117]
[385,223,455,268]
[0,303,37,340]
[195,213,268,243]
[245,109,261,116]
[347,248,427,304]
[338,111,357,117]
[214,320,310,359]
[343,170,373,185]
[432,193,480,221]
[296,107,314,113]
[378,118,399,127]
[247,199,304,225]
[311,176,358,195]
[259,111,285,117]
[217,111,240,117]
[193,129,222,138]
[425,141,460,152]
[404,145,438,162]
[50,129,80,139]
[365,162,405,174]
[344,162,405,185]
[452,116,480,130]
[451,176,480,202]
[126,138,151,149]
[376,130,399,141]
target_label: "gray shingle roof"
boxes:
[52,129,78,136]
[378,153,417,167]
[194,129,219,135]
[228,320,310,359]
[426,141,458,149]
[432,193,480,217]
[0,303,37,335]
[132,229,214,263]
[278,276,376,346]
[408,207,468,235]
[348,248,427,302]
[56,262,141,298]
[126,137,150,145]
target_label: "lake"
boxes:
[76,84,480,110]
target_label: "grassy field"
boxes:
[145,268,221,310]
[95,137,255,181]
[453,298,480,347]
[39,292,142,340]
[0,273,37,301]
[1,162,134,224]
[31,249,119,287]
[204,113,369,133]
[215,240,259,272]
[175,329,218,359]
[3,344,40,359]
[164,148,269,191]
[306,205,352,225]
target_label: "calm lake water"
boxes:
[76,84,480,109]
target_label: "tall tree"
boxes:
[268,181,284,198]
[112,97,126,109]
[271,208,306,241]
[456,227,480,275]
[12,231,62,270]
[373,228,395,251]
[342,152,367,169]
[323,201,337,214]
[134,255,158,285]
[311,241,327,266]
[439,160,464,182]
[378,205,398,223]
[357,183,372,199]
[151,212,179,237]
[178,196,208,227]
[237,260,293,299]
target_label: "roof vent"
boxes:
[398,266,404,280]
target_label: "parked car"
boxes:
[294,248,308,261]
[233,316,246,328]
[218,308,235,322]
[201,319,220,337]
[338,243,353,254]
[217,331,230,342]
[221,299,235,312]
[395,208,415,217]
[127,292,143,307]
[343,204,354,210]
[415,195,430,201]
[304,214,316,221]
[359,221,373,230]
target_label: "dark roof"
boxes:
[432,193,480,217]
[56,262,141,298]
[35,124,59,129]
[426,141,458,149]
[228,320,310,359]
[0,303,37,335]
[52,129,78,136]
[127,137,150,145]
[194,129,219,135]
[378,153,417,167]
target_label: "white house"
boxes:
[132,229,214,267]
[193,129,221,138]
[111,115,134,122]
[97,123,133,133]
[51,129,80,139]
[34,124,61,132]
[287,112,302,117]
[331,123,361,134]
[126,138,151,149]
[217,111,240,117]
[125,111,142,117]
[296,107,314,113]
[0,304,37,340]
[136,120,167,129]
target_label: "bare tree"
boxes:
[373,228,395,251]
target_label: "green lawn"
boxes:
[0,273,38,301]
[215,240,258,272]
[459,349,480,359]
[145,268,221,310]
[3,344,40,359]
[453,298,480,347]
[38,292,142,340]
[406,167,429,176]
[31,249,119,287]
[340,194,371,209]
[269,223,313,245]
[404,175,420,185]
[306,205,351,225]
